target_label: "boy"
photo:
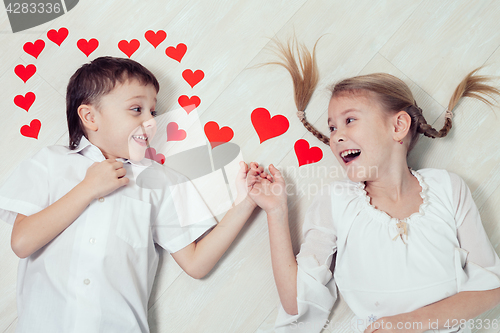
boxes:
[0,57,265,332]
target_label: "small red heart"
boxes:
[118,39,140,58]
[47,27,69,46]
[20,119,41,139]
[14,92,36,112]
[15,64,36,83]
[178,95,201,114]
[77,38,99,57]
[166,43,187,63]
[251,107,289,143]
[204,121,233,149]
[166,122,187,142]
[145,30,166,48]
[294,139,323,167]
[23,40,45,59]
[182,69,204,88]
[145,147,165,164]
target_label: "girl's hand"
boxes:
[364,314,426,333]
[248,163,287,214]
[81,159,129,200]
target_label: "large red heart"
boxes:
[14,92,36,112]
[166,122,187,141]
[23,40,45,59]
[145,30,166,48]
[251,107,289,143]
[178,95,201,114]
[294,139,323,166]
[118,39,140,58]
[77,38,99,57]
[145,147,165,164]
[15,64,36,83]
[47,27,68,46]
[20,119,41,139]
[204,121,233,149]
[182,69,204,88]
[166,43,187,63]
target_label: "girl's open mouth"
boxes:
[340,149,361,164]
[132,134,148,146]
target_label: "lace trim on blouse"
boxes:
[355,168,430,244]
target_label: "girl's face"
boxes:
[328,92,397,182]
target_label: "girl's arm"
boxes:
[11,159,128,258]
[364,288,500,333]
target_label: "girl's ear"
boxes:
[392,110,411,141]
[78,104,99,132]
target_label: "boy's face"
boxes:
[87,79,157,162]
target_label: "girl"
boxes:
[247,40,500,333]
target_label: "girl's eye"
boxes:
[132,107,141,112]
[346,117,355,124]
[329,126,336,132]
[151,110,157,117]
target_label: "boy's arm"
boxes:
[170,162,268,279]
[11,159,128,258]
[170,196,256,279]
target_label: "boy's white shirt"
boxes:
[0,135,217,333]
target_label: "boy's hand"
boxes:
[81,159,129,200]
[248,164,287,214]
[234,161,271,208]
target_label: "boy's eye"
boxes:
[346,117,355,124]
[151,110,157,117]
[132,107,141,112]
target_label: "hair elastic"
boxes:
[297,110,305,121]
[444,108,453,120]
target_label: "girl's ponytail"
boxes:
[267,38,330,145]
[415,68,500,139]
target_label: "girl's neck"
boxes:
[364,163,415,202]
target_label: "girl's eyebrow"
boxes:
[328,108,359,123]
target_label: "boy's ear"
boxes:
[392,110,411,141]
[78,104,99,132]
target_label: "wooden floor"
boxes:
[1,0,500,332]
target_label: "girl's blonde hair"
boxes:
[270,38,500,153]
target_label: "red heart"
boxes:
[145,30,166,48]
[204,121,233,149]
[77,38,99,57]
[145,147,165,164]
[294,139,323,167]
[166,122,187,141]
[182,69,204,88]
[20,119,41,139]
[47,27,68,46]
[15,64,36,83]
[178,95,201,114]
[23,40,45,59]
[118,39,140,58]
[166,43,187,63]
[251,107,289,143]
[14,92,36,112]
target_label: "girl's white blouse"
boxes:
[274,168,500,333]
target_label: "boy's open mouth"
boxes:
[132,134,148,146]
[340,149,361,164]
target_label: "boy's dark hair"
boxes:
[66,56,160,149]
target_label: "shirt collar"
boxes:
[67,136,152,167]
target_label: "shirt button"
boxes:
[89,238,96,244]
[98,197,104,202]
[83,279,90,285]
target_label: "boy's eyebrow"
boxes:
[127,95,157,102]
[328,108,359,123]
